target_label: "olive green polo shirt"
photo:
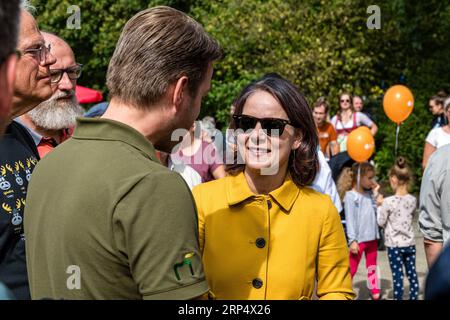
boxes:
[24,118,208,299]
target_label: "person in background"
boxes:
[0,0,20,135]
[18,32,84,158]
[313,149,342,213]
[428,92,448,130]
[338,162,382,300]
[353,95,364,112]
[330,92,377,153]
[313,97,339,160]
[172,120,226,183]
[419,143,450,267]
[193,75,354,300]
[158,151,202,190]
[377,157,418,300]
[422,99,450,169]
[353,95,374,122]
[0,2,56,300]
[201,115,216,143]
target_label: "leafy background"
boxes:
[30,0,450,192]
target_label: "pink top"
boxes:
[172,140,222,182]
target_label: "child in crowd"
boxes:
[338,162,381,300]
[377,157,418,300]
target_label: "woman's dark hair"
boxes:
[226,74,319,187]
[430,91,448,109]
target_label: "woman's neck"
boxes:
[341,108,353,118]
[352,185,366,194]
[244,166,288,195]
[395,184,409,196]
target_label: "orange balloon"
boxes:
[357,126,372,136]
[383,85,414,124]
[347,128,375,162]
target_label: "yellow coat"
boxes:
[192,172,355,300]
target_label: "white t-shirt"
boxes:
[312,150,343,213]
[330,112,373,151]
[168,156,202,190]
[425,127,450,149]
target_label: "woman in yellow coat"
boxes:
[192,74,355,300]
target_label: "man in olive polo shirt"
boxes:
[24,6,222,299]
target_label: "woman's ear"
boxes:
[291,130,302,150]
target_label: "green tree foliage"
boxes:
[30,0,197,92]
[192,0,384,126]
[31,0,450,190]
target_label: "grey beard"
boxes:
[27,90,84,130]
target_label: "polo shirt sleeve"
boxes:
[316,198,355,300]
[112,172,209,300]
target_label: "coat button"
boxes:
[256,238,266,248]
[252,278,263,289]
[267,200,272,209]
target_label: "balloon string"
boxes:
[395,124,400,157]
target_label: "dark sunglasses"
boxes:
[340,99,350,103]
[50,63,83,83]
[232,114,292,136]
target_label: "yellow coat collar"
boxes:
[226,171,300,213]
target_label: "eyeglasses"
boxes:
[49,63,83,83]
[18,44,52,64]
[340,99,350,103]
[232,114,292,136]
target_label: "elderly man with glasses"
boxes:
[0,4,56,300]
[18,32,84,158]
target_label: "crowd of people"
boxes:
[1,0,450,301]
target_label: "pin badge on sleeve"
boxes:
[174,252,195,281]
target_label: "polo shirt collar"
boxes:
[226,171,300,212]
[73,117,158,161]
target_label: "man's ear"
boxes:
[172,76,189,108]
